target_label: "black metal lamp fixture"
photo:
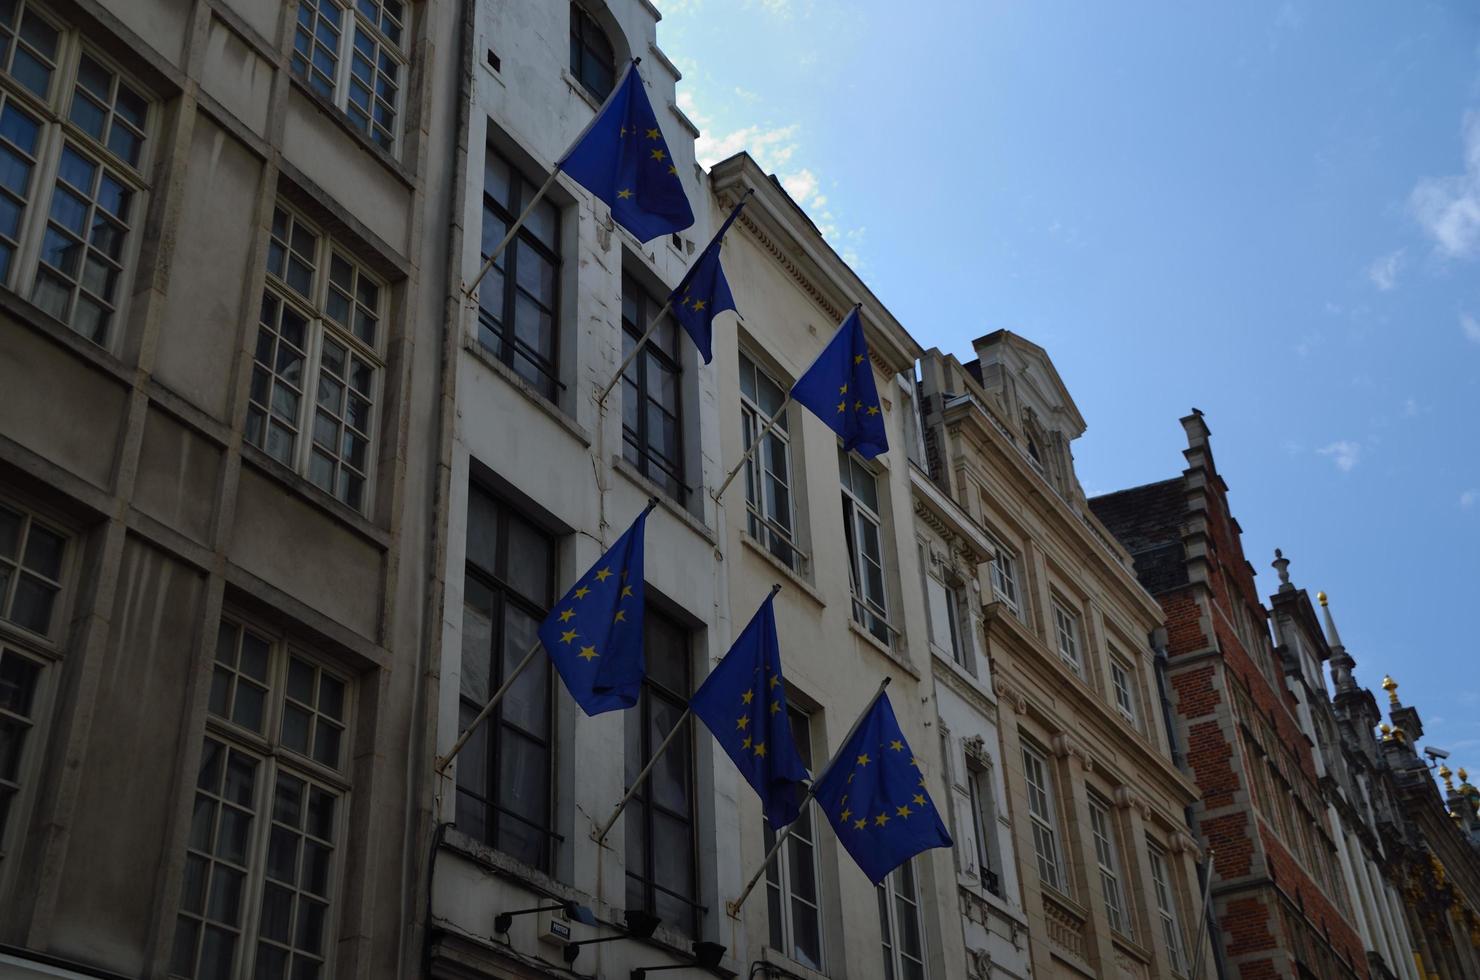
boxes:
[493,899,597,935]
[563,909,663,965]
[629,941,727,978]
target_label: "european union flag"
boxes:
[668,194,746,363]
[537,503,654,716]
[789,307,888,460]
[689,591,809,827]
[557,61,695,243]
[810,691,952,884]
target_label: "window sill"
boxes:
[440,826,588,908]
[238,443,391,550]
[760,948,830,980]
[0,284,134,383]
[957,881,1030,930]
[611,455,715,545]
[463,338,591,447]
[739,532,824,609]
[286,73,415,189]
[848,618,917,679]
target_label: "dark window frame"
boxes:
[625,606,703,937]
[455,486,561,872]
[478,147,562,400]
[568,2,616,102]
[621,273,686,504]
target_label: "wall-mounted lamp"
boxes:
[563,909,662,965]
[630,940,727,978]
[493,899,597,935]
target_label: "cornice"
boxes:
[933,652,999,720]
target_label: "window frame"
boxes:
[567,2,616,103]
[986,536,1021,617]
[739,351,803,571]
[453,485,559,872]
[1088,794,1130,938]
[1021,742,1063,894]
[1051,598,1082,675]
[289,0,409,154]
[0,499,68,639]
[247,202,386,514]
[0,3,156,349]
[765,703,824,971]
[1110,654,1137,725]
[0,642,47,858]
[620,272,686,504]
[170,615,354,980]
[839,447,890,644]
[877,859,928,980]
[965,760,999,895]
[1149,843,1189,976]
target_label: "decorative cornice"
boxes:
[1051,731,1095,772]
[728,198,844,323]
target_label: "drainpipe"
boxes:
[1151,627,1229,980]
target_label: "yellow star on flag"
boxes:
[836,401,846,413]
[839,383,848,394]
[854,354,865,365]
[913,793,926,806]
[742,735,753,749]
[753,742,767,758]
[578,645,598,661]
[896,804,912,818]
[560,630,578,644]
[855,400,863,411]
[617,188,633,200]
[646,127,659,139]
[650,148,666,161]
[875,812,890,827]
[854,818,867,830]
[621,585,634,598]
[769,675,780,690]
[692,299,706,311]
[867,406,880,416]
[667,164,677,175]
[558,609,575,623]
[737,715,751,730]
[857,753,871,767]
[574,586,591,600]
[910,756,923,769]
[890,739,904,752]
[770,700,781,715]
[613,610,626,623]
[840,807,852,822]
[594,567,613,582]
[742,689,754,705]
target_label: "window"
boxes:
[0,2,153,346]
[171,619,352,980]
[878,860,927,980]
[943,584,969,670]
[840,448,889,643]
[1051,599,1081,675]
[0,646,42,843]
[766,705,822,970]
[966,763,999,894]
[1110,656,1137,724]
[247,204,384,512]
[1088,796,1129,937]
[568,3,615,102]
[739,353,801,570]
[987,539,1020,616]
[290,0,406,151]
[1021,744,1062,892]
[1149,845,1188,975]
[622,274,684,503]
[625,607,700,937]
[455,486,556,870]
[0,502,65,635]
[477,148,561,399]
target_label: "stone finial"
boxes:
[1319,591,1346,651]
[1461,767,1469,783]
[1272,549,1291,589]
[1382,675,1399,706]
[1379,722,1393,741]
[1440,764,1455,792]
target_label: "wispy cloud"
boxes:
[1462,312,1480,344]
[1462,489,1478,509]
[1367,250,1402,291]
[1411,111,1480,258]
[1317,440,1362,472]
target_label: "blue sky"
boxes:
[655,1,1480,764]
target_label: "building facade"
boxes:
[0,0,459,976]
[1091,412,1370,979]
[916,338,1211,980]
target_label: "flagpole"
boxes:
[1187,849,1216,980]
[464,169,562,298]
[711,394,791,502]
[434,638,544,774]
[595,299,672,406]
[592,708,692,845]
[726,675,891,917]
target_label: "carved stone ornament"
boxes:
[968,946,993,979]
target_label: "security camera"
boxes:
[1424,746,1450,761]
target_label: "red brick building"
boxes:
[1090,411,1369,979]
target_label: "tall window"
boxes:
[878,860,927,980]
[966,763,999,894]
[1021,744,1062,892]
[1149,845,1188,975]
[625,608,701,937]
[0,2,153,346]
[840,448,889,643]
[290,0,407,151]
[568,3,615,102]
[987,538,1020,617]
[739,353,800,570]
[0,646,42,843]
[0,502,65,635]
[943,584,969,671]
[766,705,822,970]
[622,274,684,503]
[478,148,561,400]
[1088,796,1129,937]
[455,486,556,870]
[1051,599,1081,675]
[1110,656,1137,725]
[247,204,384,512]
[171,619,352,980]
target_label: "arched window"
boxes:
[569,3,615,102]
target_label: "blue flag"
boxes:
[668,195,745,363]
[537,504,654,715]
[789,307,888,460]
[810,691,953,884]
[689,592,809,827]
[557,62,695,243]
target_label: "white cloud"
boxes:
[1462,489,1478,509]
[1411,111,1480,258]
[1317,440,1362,472]
[1463,312,1480,344]
[1366,250,1402,291]
[781,168,819,205]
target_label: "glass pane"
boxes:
[259,882,293,943]
[500,607,545,734]
[464,487,499,574]
[0,508,17,558]
[497,731,547,825]
[21,524,62,577]
[216,806,252,863]
[274,773,304,828]
[281,704,311,755]
[459,578,493,703]
[0,651,39,714]
[311,721,341,768]
[9,574,56,632]
[241,633,270,681]
[199,925,237,979]
[287,658,315,704]
[223,751,256,806]
[206,865,245,924]
[503,514,550,603]
[653,810,693,896]
[232,681,265,733]
[307,787,335,841]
